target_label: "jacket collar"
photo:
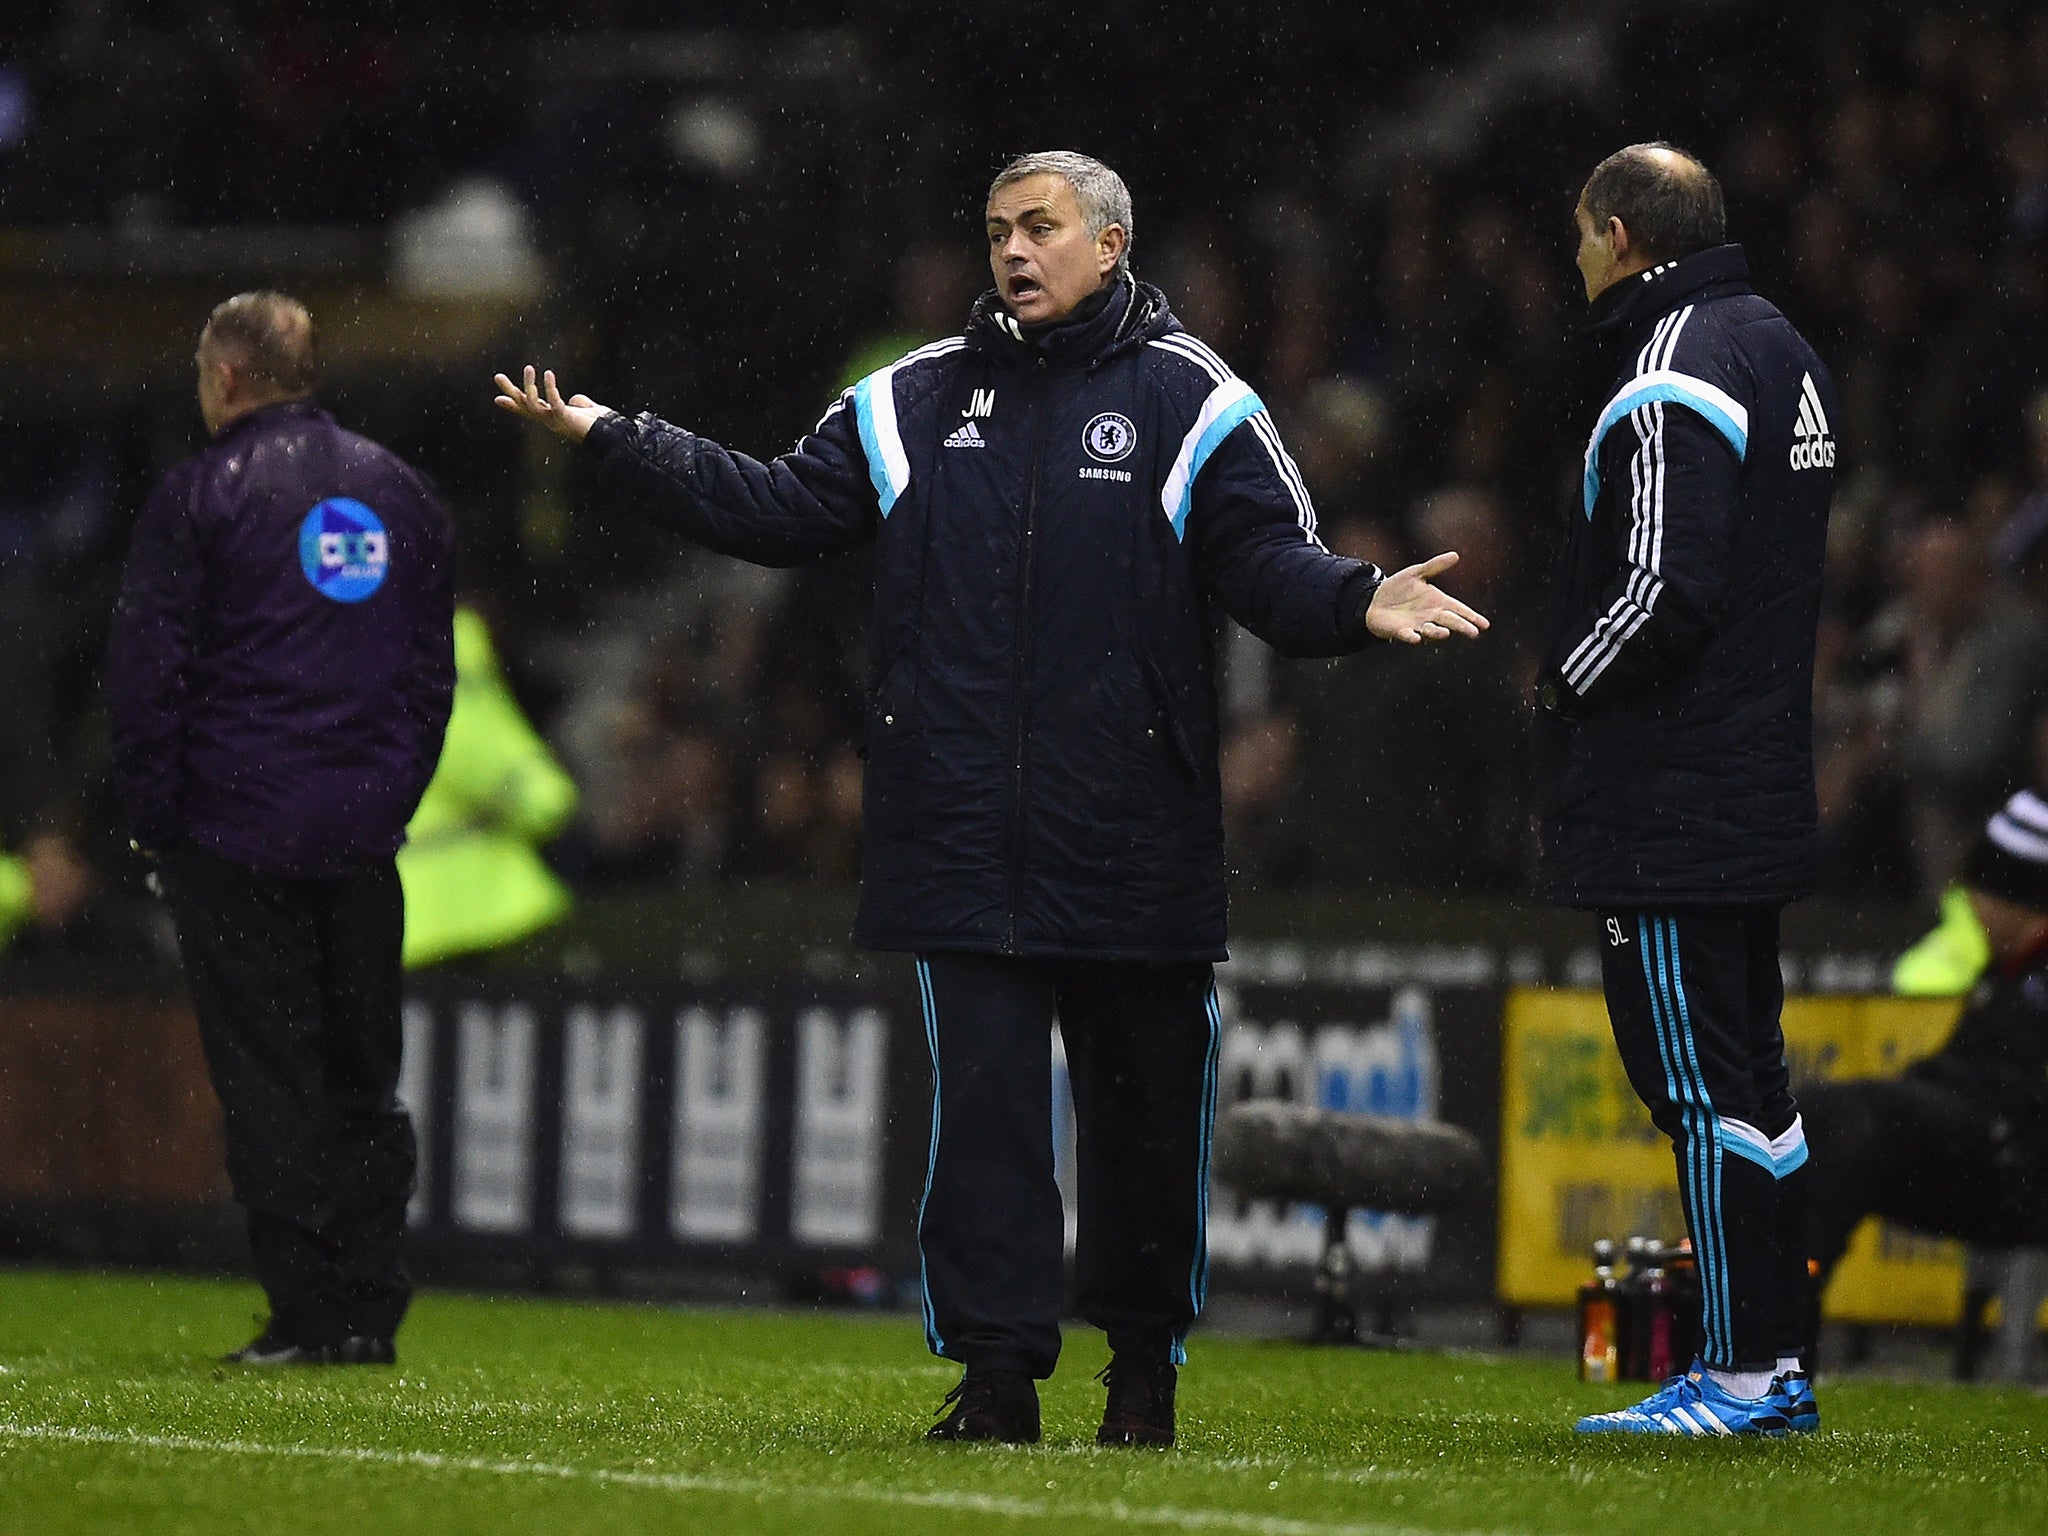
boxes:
[213,397,328,447]
[1582,244,1753,347]
[966,273,1174,369]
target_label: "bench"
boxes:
[1212,1101,1486,1344]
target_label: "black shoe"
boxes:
[222,1328,336,1366]
[1096,1355,1176,1447]
[926,1369,1041,1444]
[334,1334,397,1366]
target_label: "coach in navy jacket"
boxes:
[109,292,454,1366]
[497,151,1485,1445]
[1539,147,1838,1437]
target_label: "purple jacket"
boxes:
[107,401,455,876]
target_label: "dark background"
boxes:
[2,0,2045,966]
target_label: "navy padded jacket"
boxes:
[1534,246,1839,908]
[582,277,1382,959]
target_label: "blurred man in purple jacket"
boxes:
[107,291,455,1365]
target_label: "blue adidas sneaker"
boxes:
[1769,1370,1819,1434]
[1574,1361,1792,1437]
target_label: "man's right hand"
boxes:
[1364,551,1490,644]
[492,365,609,444]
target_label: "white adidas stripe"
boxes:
[1566,307,1697,695]
[2002,789,2048,835]
[1150,335,1322,543]
[1800,372,1830,436]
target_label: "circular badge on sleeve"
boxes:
[298,498,389,603]
[1083,412,1138,463]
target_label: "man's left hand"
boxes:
[1364,551,1490,644]
[492,366,609,444]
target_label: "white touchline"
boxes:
[0,1420,1527,1536]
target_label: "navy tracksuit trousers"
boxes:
[913,953,1221,1379]
[1599,907,1810,1371]
[161,842,416,1348]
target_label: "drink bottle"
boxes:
[1665,1237,1704,1365]
[1616,1235,1651,1379]
[1576,1238,1620,1382]
[1641,1243,1679,1381]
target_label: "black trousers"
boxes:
[1802,1076,2048,1280]
[160,843,415,1346]
[1599,907,1809,1370]
[913,953,1220,1379]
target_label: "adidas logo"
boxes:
[943,420,988,450]
[1790,373,1835,470]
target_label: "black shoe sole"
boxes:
[222,1345,330,1366]
[926,1422,1041,1445]
[334,1336,397,1366]
[1096,1426,1174,1448]
[223,1337,395,1367]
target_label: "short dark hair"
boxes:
[200,290,319,394]
[1580,143,1727,264]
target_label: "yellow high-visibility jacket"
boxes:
[398,608,578,968]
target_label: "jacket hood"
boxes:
[965,273,1176,369]
[1582,244,1754,347]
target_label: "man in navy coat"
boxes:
[1536,146,1838,1437]
[495,152,1485,1444]
[109,291,455,1366]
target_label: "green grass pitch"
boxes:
[1,1269,2043,1535]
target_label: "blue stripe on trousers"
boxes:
[1637,919,1703,1358]
[1661,919,1732,1364]
[1174,983,1224,1367]
[914,959,945,1356]
[1640,918,1723,1364]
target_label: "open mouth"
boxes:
[1007,273,1043,304]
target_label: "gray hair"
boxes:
[989,151,1134,277]
[201,289,319,394]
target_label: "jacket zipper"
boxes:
[1004,356,1051,952]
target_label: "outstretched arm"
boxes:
[1189,415,1487,655]
[490,364,879,566]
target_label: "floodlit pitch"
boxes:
[1,1269,2042,1536]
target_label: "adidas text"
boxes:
[943,421,988,450]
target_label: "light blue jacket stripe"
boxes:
[851,375,910,517]
[914,958,945,1356]
[1660,918,1732,1364]
[1582,371,1750,517]
[1639,918,1714,1362]
[1164,387,1265,541]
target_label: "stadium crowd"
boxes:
[3,1,2047,955]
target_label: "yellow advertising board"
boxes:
[1497,987,1973,1325]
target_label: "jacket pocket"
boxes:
[859,654,918,762]
[1137,651,1202,784]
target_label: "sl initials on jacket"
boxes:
[582,275,1383,960]
[1534,244,1841,910]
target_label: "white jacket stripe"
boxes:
[1151,336,1317,544]
[1247,411,1323,544]
[1160,375,1263,539]
[850,338,966,517]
